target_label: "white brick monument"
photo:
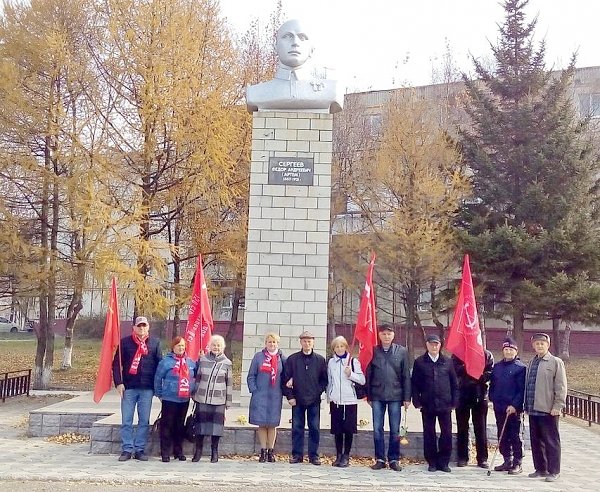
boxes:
[241,19,343,401]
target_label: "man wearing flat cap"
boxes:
[411,334,459,473]
[489,336,526,474]
[112,316,162,461]
[283,331,328,465]
[365,324,411,471]
[524,333,567,483]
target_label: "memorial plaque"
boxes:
[268,157,314,185]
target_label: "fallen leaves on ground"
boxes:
[45,432,90,444]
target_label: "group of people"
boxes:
[112,316,233,464]
[111,317,567,483]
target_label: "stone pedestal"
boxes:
[241,111,333,402]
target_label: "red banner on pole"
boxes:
[353,254,378,371]
[184,255,214,361]
[93,278,121,403]
[446,254,485,378]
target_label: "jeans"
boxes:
[371,400,401,462]
[121,388,154,453]
[291,402,321,459]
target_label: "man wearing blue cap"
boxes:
[489,336,526,474]
[524,333,567,483]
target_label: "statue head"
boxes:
[276,19,314,69]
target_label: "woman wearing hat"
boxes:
[247,332,287,463]
[489,337,526,474]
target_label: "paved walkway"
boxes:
[0,393,596,491]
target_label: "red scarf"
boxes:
[172,354,191,398]
[260,350,278,386]
[128,333,149,375]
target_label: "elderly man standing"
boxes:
[284,331,328,465]
[524,333,567,483]
[113,316,162,461]
[489,336,526,475]
[365,324,411,472]
[411,334,458,473]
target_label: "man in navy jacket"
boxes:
[489,336,526,474]
[112,316,162,461]
[411,334,458,473]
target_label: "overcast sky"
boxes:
[219,0,600,92]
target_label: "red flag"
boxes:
[446,254,485,378]
[184,255,214,361]
[93,278,121,403]
[353,254,378,371]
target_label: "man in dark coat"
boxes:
[283,331,328,465]
[453,349,494,468]
[489,336,526,474]
[365,324,411,472]
[112,316,162,461]
[411,334,459,473]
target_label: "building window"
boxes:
[578,93,600,118]
[366,113,382,137]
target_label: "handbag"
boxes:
[351,358,367,400]
[151,412,162,435]
[184,402,199,442]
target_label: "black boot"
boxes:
[259,448,267,463]
[192,436,204,462]
[494,460,512,472]
[210,436,219,463]
[332,453,342,467]
[267,449,275,462]
[338,454,350,468]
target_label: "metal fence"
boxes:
[564,389,600,426]
[0,369,31,403]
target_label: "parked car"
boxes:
[0,316,21,333]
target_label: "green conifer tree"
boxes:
[459,0,600,349]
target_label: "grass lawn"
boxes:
[1,334,598,394]
[0,334,243,391]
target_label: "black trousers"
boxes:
[529,414,561,475]
[494,409,523,465]
[159,400,189,458]
[456,399,489,463]
[421,409,452,468]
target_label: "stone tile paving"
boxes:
[0,422,596,492]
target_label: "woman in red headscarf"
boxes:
[154,336,196,462]
[247,332,287,463]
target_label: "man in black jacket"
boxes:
[411,334,459,473]
[453,349,494,468]
[112,316,162,461]
[366,324,411,471]
[284,331,328,465]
